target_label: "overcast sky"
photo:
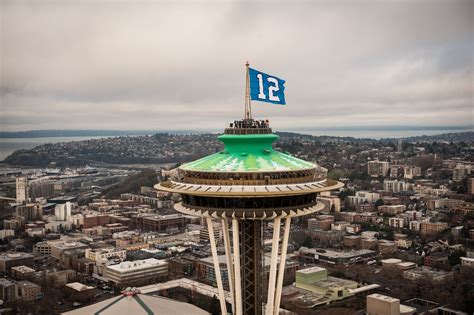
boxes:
[1,0,473,132]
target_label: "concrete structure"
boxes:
[379,205,406,215]
[308,215,334,231]
[155,113,342,315]
[16,203,43,221]
[106,258,168,287]
[17,280,42,302]
[0,229,14,239]
[85,247,126,262]
[33,241,52,255]
[403,266,453,282]
[368,160,390,177]
[378,240,398,255]
[389,217,405,228]
[367,293,416,315]
[55,201,72,221]
[11,265,35,280]
[0,278,17,303]
[460,257,474,267]
[383,179,410,193]
[295,266,357,306]
[64,282,96,302]
[404,166,421,180]
[16,176,28,203]
[299,247,375,265]
[0,252,35,273]
[347,191,380,207]
[420,222,448,236]
[49,240,89,259]
[317,195,341,213]
[343,235,361,249]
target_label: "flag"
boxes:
[249,67,286,105]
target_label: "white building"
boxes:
[85,247,126,262]
[105,258,168,286]
[16,177,29,204]
[460,257,474,267]
[55,202,72,221]
[347,191,380,206]
[388,218,405,229]
[383,179,411,193]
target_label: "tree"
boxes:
[375,199,384,209]
[301,236,313,248]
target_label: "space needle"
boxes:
[155,64,342,315]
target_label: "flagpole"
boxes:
[245,62,252,120]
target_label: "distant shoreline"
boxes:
[0,126,471,138]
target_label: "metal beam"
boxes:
[222,219,235,314]
[266,217,281,315]
[206,218,227,314]
[274,217,291,315]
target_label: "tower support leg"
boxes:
[222,219,235,314]
[266,217,281,315]
[274,217,291,315]
[206,218,227,314]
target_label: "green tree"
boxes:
[302,236,313,248]
[375,199,384,209]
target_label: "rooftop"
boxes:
[296,266,326,274]
[63,293,208,315]
[107,258,167,272]
[66,282,95,291]
[0,252,34,261]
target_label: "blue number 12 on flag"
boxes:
[249,68,286,105]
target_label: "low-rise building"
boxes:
[403,266,453,282]
[367,293,416,315]
[460,257,474,267]
[17,280,42,302]
[11,265,35,280]
[295,266,358,306]
[379,205,406,215]
[0,252,35,274]
[33,241,52,255]
[378,240,397,255]
[389,217,405,228]
[0,278,17,303]
[420,222,448,236]
[105,258,168,287]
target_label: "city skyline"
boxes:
[1,0,472,131]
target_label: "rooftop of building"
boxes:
[381,258,402,264]
[11,265,35,273]
[367,293,398,302]
[0,252,34,261]
[63,292,208,315]
[17,280,40,288]
[301,247,375,259]
[296,266,326,274]
[107,258,167,272]
[65,282,95,292]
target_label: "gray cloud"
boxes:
[0,0,472,131]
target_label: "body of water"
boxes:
[0,136,115,161]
